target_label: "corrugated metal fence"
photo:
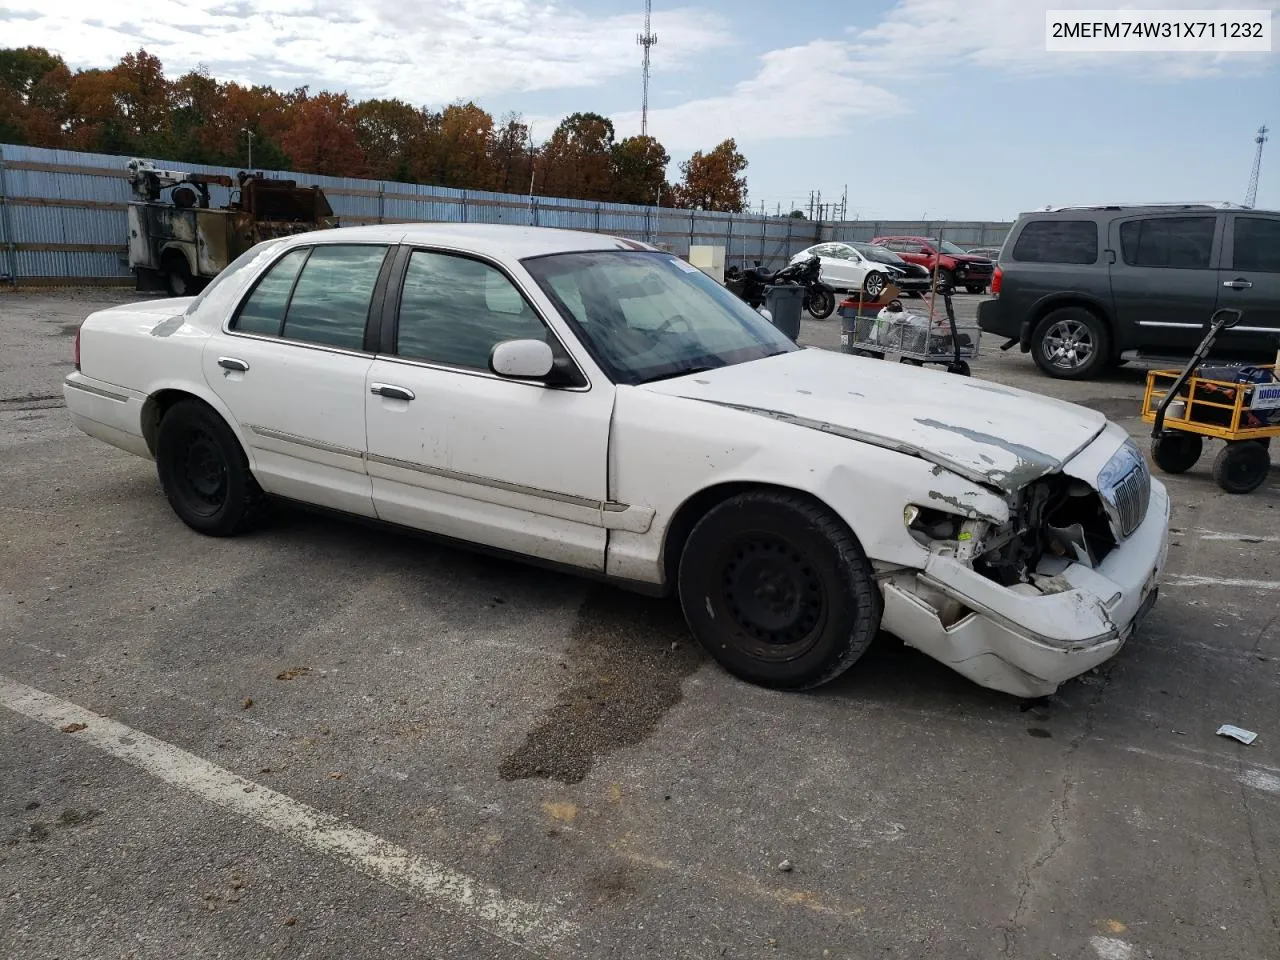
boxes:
[0,142,1013,285]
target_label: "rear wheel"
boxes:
[163,255,194,297]
[1212,441,1270,494]
[965,284,986,295]
[1031,307,1110,380]
[1151,433,1203,474]
[677,491,881,690]
[156,400,266,535]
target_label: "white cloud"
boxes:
[0,0,731,105]
[612,40,907,149]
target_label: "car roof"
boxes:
[274,222,659,259]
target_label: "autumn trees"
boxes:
[0,46,751,212]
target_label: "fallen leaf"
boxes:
[328,772,343,780]
[276,667,311,681]
[241,698,254,710]
[283,917,297,926]
[60,722,87,734]
[542,801,578,823]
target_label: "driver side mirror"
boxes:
[489,339,584,388]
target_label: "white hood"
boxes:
[640,349,1108,492]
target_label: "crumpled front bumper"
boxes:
[880,479,1171,698]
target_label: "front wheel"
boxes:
[933,268,955,293]
[677,491,881,690]
[1212,441,1270,494]
[807,285,835,320]
[1151,433,1203,474]
[1031,307,1110,380]
[156,400,267,535]
[965,284,987,295]
[862,271,887,299]
[947,360,971,376]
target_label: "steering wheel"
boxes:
[653,313,693,335]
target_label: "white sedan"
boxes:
[790,242,899,298]
[65,224,1170,698]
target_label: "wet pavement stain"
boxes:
[499,587,705,784]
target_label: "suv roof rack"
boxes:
[1038,201,1248,212]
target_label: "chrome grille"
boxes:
[1111,462,1150,539]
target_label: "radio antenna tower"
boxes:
[638,0,658,136]
[1245,124,1268,208]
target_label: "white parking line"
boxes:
[0,675,575,954]
[1163,574,1280,591]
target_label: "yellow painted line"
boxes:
[0,675,575,953]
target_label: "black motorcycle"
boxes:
[725,256,836,320]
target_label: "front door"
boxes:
[1108,214,1223,354]
[203,242,392,517]
[364,247,615,571]
[1218,212,1280,359]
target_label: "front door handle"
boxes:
[370,383,415,401]
[1223,278,1253,290]
[217,357,249,372]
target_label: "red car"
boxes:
[871,236,996,294]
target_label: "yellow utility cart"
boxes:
[1142,308,1279,495]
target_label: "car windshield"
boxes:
[852,243,903,265]
[932,239,968,255]
[522,250,798,385]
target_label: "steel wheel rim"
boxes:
[719,534,825,662]
[1043,318,1095,370]
[178,429,228,516]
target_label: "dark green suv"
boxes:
[977,204,1280,379]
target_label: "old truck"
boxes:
[125,158,338,296]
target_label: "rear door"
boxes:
[1219,212,1280,356]
[203,242,392,517]
[1108,214,1223,354]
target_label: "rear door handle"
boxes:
[370,383,415,401]
[217,357,249,372]
[1223,278,1253,290]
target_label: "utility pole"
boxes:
[816,190,822,222]
[1245,124,1268,208]
[637,0,658,137]
[841,184,848,221]
[241,127,255,169]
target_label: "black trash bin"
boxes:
[763,282,804,341]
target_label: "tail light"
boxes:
[991,266,1003,296]
[73,326,81,371]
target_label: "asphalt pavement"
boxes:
[1,289,1278,960]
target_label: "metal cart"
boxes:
[839,290,980,376]
[1142,308,1280,494]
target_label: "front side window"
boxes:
[524,251,797,386]
[1011,220,1099,264]
[1233,216,1280,272]
[935,239,967,255]
[395,250,549,369]
[232,244,388,350]
[1119,217,1216,269]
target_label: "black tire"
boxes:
[163,255,194,298]
[862,271,890,300]
[900,356,924,366]
[807,285,836,320]
[156,400,266,535]
[1151,433,1203,474]
[1212,441,1270,495]
[677,491,881,691]
[947,360,971,376]
[965,284,986,295]
[1030,307,1111,380]
[933,268,955,293]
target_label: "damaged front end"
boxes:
[882,434,1170,698]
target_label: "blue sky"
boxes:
[4,0,1276,219]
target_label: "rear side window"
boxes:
[233,248,308,336]
[1119,217,1216,269]
[1233,216,1280,272]
[282,245,389,350]
[1011,220,1098,264]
